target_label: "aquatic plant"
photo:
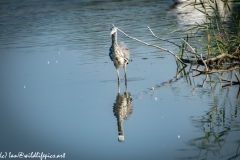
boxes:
[180,0,240,66]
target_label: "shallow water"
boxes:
[0,0,240,160]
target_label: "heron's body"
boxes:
[109,26,130,83]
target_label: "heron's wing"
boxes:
[118,42,130,60]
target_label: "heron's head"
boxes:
[110,26,117,35]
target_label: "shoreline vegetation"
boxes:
[115,0,240,89]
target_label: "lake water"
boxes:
[0,0,240,160]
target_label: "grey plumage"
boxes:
[109,25,130,83]
[113,92,133,142]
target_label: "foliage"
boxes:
[181,0,240,57]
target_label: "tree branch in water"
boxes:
[116,27,187,66]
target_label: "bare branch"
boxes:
[181,38,200,59]
[147,26,200,58]
[116,27,187,66]
[205,53,240,63]
[201,54,209,71]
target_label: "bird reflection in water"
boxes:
[112,84,133,142]
[109,24,132,142]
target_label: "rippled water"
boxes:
[0,0,240,160]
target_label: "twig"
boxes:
[232,44,240,56]
[181,38,200,59]
[201,54,209,71]
[133,65,188,100]
[189,54,240,74]
[235,73,240,84]
[147,26,200,58]
[205,53,240,63]
[116,27,187,66]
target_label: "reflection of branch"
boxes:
[221,74,240,88]
[117,27,187,66]
[202,75,208,88]
[192,74,209,89]
[222,83,239,88]
[192,63,240,74]
[133,65,188,100]
[221,77,239,85]
[238,88,240,99]
[169,65,187,83]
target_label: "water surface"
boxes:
[0,0,240,160]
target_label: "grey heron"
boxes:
[109,25,130,84]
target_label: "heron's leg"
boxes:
[116,69,120,83]
[124,65,127,80]
[118,82,120,93]
[123,64,128,89]
[125,80,128,93]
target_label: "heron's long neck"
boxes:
[112,32,117,45]
[117,118,124,141]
